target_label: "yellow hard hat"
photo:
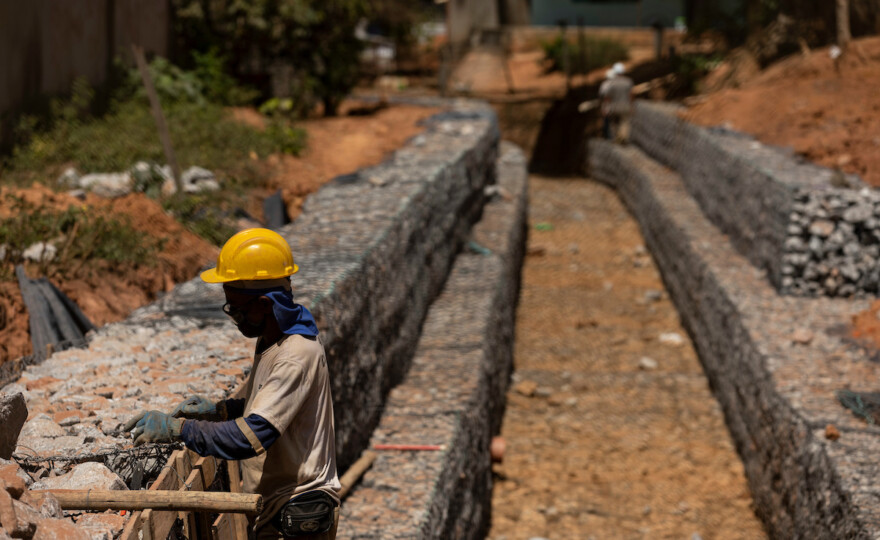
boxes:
[200,228,298,283]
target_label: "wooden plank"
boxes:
[176,450,194,481]
[181,472,199,539]
[226,460,250,538]
[211,512,236,540]
[141,509,154,540]
[184,468,204,492]
[183,466,211,539]
[119,510,143,540]
[149,504,178,539]
[119,449,189,540]
[194,455,218,490]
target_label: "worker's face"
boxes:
[222,288,271,338]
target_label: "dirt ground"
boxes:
[682,36,880,186]
[488,177,766,539]
[0,103,437,364]
[0,184,218,363]
[232,103,439,221]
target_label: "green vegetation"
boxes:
[161,190,238,247]
[1,53,306,247]
[541,34,629,76]
[0,193,161,280]
[670,53,724,96]
[4,53,304,187]
[171,0,369,116]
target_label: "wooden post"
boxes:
[836,0,851,50]
[31,490,262,514]
[131,44,183,195]
[338,451,377,499]
[559,20,571,91]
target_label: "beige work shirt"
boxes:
[239,334,341,531]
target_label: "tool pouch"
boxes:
[272,490,337,536]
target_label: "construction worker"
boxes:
[597,68,616,139]
[124,228,341,539]
[601,62,634,144]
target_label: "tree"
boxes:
[836,0,851,48]
[171,0,369,116]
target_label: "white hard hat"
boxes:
[613,62,626,75]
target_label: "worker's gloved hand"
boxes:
[124,411,184,446]
[170,395,221,420]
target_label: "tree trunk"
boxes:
[837,0,851,48]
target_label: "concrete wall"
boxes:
[499,0,532,25]
[447,0,500,45]
[0,0,168,145]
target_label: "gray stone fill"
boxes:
[339,142,527,539]
[591,139,880,538]
[630,100,880,298]
[7,101,501,481]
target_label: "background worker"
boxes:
[601,62,634,143]
[125,228,341,539]
[598,68,616,139]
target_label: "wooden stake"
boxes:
[131,44,182,195]
[32,490,262,514]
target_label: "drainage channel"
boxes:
[487,174,766,539]
[592,137,880,538]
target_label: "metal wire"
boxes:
[12,441,183,487]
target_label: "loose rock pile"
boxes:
[631,101,879,298]
[59,163,220,198]
[783,188,880,296]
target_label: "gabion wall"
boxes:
[134,103,501,469]
[7,100,502,487]
[340,142,528,539]
[590,139,880,539]
[631,101,875,297]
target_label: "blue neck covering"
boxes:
[233,286,319,337]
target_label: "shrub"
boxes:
[170,0,370,116]
[4,74,305,185]
[0,194,160,280]
[541,34,629,75]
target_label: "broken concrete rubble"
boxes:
[0,394,27,459]
[32,463,127,491]
[0,460,65,539]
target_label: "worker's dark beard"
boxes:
[236,317,266,338]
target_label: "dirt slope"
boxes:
[682,36,880,186]
[234,103,439,221]
[0,184,218,363]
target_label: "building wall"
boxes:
[448,0,501,45]
[0,0,168,145]
[531,0,684,27]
